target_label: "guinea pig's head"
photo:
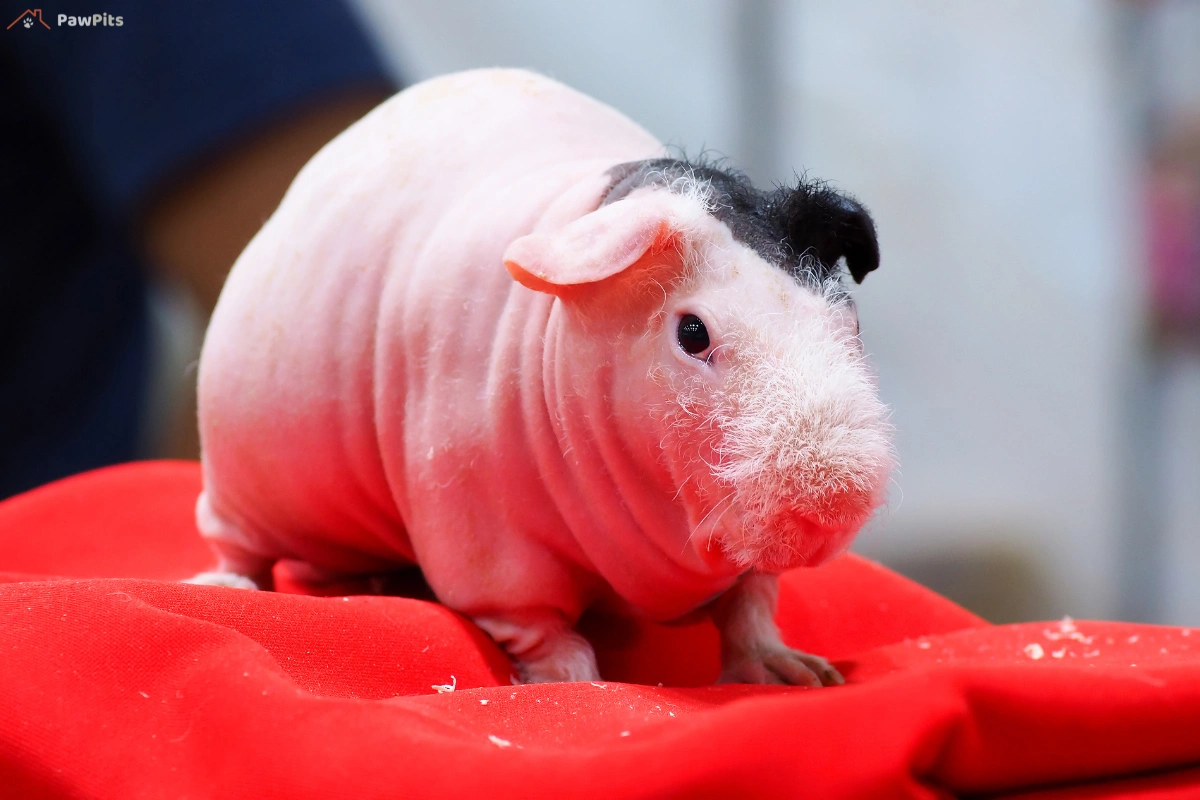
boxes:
[503,159,895,574]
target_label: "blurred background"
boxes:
[3,1,1197,625]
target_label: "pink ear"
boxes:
[503,195,673,295]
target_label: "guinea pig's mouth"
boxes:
[701,508,859,574]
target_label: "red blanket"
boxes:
[1,462,1198,799]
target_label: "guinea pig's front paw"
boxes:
[516,629,602,684]
[184,571,261,590]
[719,647,844,688]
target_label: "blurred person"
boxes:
[1,1,395,499]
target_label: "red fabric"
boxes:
[1,462,1199,799]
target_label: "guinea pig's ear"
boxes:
[503,195,675,295]
[781,186,880,284]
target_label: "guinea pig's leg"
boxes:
[472,610,601,684]
[712,572,843,688]
[185,539,275,591]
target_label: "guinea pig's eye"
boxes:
[677,314,711,357]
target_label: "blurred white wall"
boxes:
[352,0,1148,620]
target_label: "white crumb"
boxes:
[916,640,931,650]
[488,735,512,748]
[1024,643,1045,660]
[432,675,456,693]
[1128,635,1139,644]
[1051,648,1066,659]
[480,699,489,705]
[1043,616,1093,645]
[1083,650,1100,658]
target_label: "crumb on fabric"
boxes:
[480,699,489,705]
[1024,643,1045,660]
[488,735,512,748]
[1043,616,1093,645]
[432,676,456,693]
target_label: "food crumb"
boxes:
[1024,643,1045,660]
[480,699,489,705]
[1051,648,1066,659]
[138,691,149,698]
[1128,635,1139,644]
[488,735,512,748]
[432,675,457,693]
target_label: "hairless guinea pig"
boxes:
[189,68,895,686]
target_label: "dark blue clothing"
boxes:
[1,1,394,498]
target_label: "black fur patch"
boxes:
[602,158,880,285]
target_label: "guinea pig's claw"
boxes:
[184,571,261,591]
[515,630,602,684]
[719,648,843,688]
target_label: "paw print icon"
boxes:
[7,9,51,30]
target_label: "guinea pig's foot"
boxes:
[515,630,601,684]
[719,647,844,688]
[184,571,261,590]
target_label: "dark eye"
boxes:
[677,314,710,357]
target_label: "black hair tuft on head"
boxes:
[602,157,880,285]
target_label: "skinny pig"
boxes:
[190,69,895,685]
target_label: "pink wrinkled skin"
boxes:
[193,69,894,685]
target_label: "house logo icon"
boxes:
[7,8,51,29]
